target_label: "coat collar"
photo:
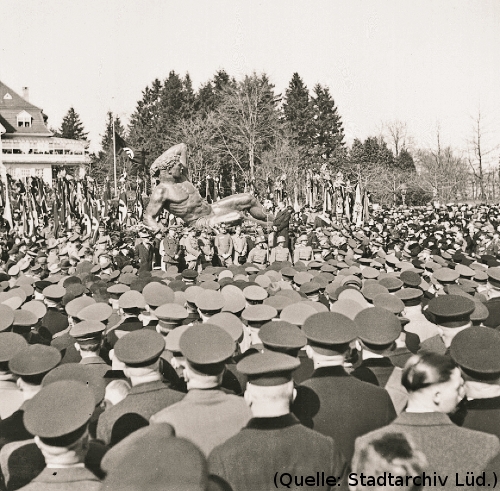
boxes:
[245,413,300,431]
[395,411,454,426]
[311,366,349,378]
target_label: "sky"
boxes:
[1,0,499,166]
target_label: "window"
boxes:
[20,168,32,178]
[3,93,12,100]
[16,111,32,128]
[34,168,44,178]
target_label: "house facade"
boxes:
[0,81,90,186]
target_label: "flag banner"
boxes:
[353,183,363,227]
[2,179,13,230]
[118,191,128,224]
[363,191,370,224]
[52,199,60,239]
[114,132,141,164]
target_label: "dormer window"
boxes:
[17,110,32,128]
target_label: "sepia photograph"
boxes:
[0,1,500,489]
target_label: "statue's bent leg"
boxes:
[144,187,166,230]
[213,193,273,222]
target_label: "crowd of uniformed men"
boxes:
[2,202,500,490]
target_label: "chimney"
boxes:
[22,87,29,102]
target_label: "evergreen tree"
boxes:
[55,107,88,140]
[395,148,416,172]
[196,70,234,116]
[309,84,346,167]
[283,73,311,148]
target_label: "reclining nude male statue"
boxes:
[143,143,273,230]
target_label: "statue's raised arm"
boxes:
[144,143,273,231]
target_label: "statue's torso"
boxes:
[161,180,211,223]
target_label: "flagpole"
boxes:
[112,115,118,198]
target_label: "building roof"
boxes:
[0,80,52,136]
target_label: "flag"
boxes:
[363,191,370,223]
[52,199,60,239]
[114,132,141,164]
[118,191,128,224]
[2,179,13,230]
[353,183,363,227]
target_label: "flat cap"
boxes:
[114,330,165,366]
[42,285,66,300]
[362,283,389,302]
[0,332,28,362]
[23,381,94,439]
[293,272,314,285]
[329,299,365,320]
[394,288,423,307]
[263,295,294,312]
[241,305,277,324]
[195,290,225,312]
[9,345,61,377]
[143,283,175,307]
[450,326,500,377]
[102,436,207,491]
[185,285,204,304]
[237,351,300,386]
[180,324,235,365]
[302,312,357,349]
[400,270,422,288]
[181,269,198,281]
[373,293,405,315]
[42,364,106,406]
[280,303,317,327]
[209,312,244,343]
[65,295,95,317]
[0,305,15,332]
[243,285,268,302]
[119,290,146,310]
[259,320,307,351]
[221,287,247,314]
[487,267,500,287]
[77,303,113,322]
[378,276,404,292]
[13,310,38,327]
[433,268,459,284]
[164,325,190,353]
[107,283,130,295]
[355,307,401,346]
[426,294,475,328]
[70,320,106,339]
[300,282,321,296]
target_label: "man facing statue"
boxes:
[144,143,272,230]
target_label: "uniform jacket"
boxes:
[269,246,291,264]
[208,414,347,491]
[355,412,499,491]
[293,244,313,264]
[0,402,32,452]
[273,209,291,233]
[150,388,252,456]
[134,243,153,272]
[97,380,184,446]
[292,365,396,462]
[232,235,247,257]
[247,247,268,265]
[16,466,101,491]
[161,236,179,263]
[453,395,500,440]
[80,355,110,378]
[215,233,233,257]
[0,440,106,491]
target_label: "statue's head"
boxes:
[151,155,185,180]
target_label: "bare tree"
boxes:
[467,109,498,200]
[383,120,412,157]
[215,73,279,185]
